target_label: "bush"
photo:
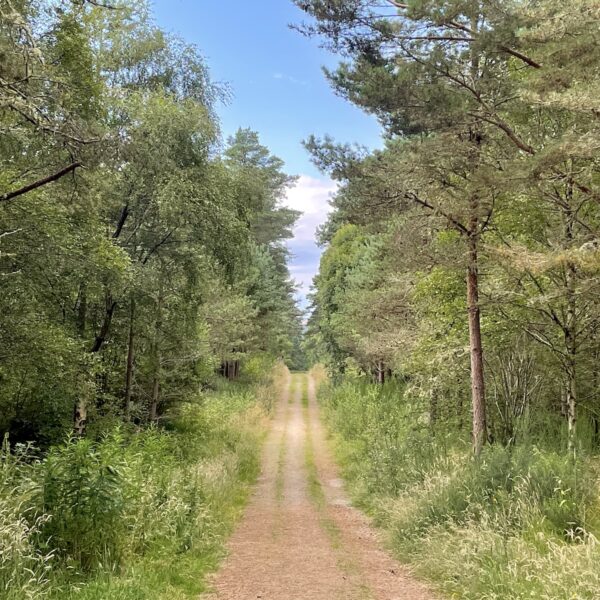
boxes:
[42,431,129,570]
[319,378,600,599]
[0,377,270,599]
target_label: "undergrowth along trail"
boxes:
[0,366,287,600]
[319,373,600,600]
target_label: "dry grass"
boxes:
[309,364,328,390]
[319,378,600,600]
[0,368,282,600]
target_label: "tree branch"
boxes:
[468,112,536,155]
[407,192,470,236]
[0,162,82,203]
[386,0,542,69]
[142,229,178,265]
[112,204,129,239]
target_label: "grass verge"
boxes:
[317,375,600,600]
[1,367,286,600]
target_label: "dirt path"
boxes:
[204,373,437,600]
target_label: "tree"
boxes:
[297,0,600,454]
[0,0,302,443]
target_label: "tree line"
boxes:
[297,0,600,455]
[0,0,302,447]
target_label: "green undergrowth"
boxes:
[0,375,279,600]
[319,376,600,600]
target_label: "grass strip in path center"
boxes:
[301,373,373,600]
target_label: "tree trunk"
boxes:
[377,360,385,385]
[73,396,88,436]
[592,344,600,448]
[564,182,578,455]
[90,291,117,353]
[150,282,163,423]
[150,372,160,422]
[73,372,93,437]
[124,297,135,421]
[72,284,89,435]
[74,195,130,434]
[228,360,239,381]
[112,204,129,239]
[466,17,486,454]
[565,266,578,454]
[74,290,117,433]
[565,357,577,455]
[77,282,87,337]
[467,231,487,456]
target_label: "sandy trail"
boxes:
[204,373,436,600]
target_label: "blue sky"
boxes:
[152,0,382,308]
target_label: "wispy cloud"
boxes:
[285,175,337,243]
[273,72,309,86]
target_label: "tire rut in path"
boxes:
[203,373,437,600]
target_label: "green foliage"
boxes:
[321,378,600,598]
[301,1,600,591]
[301,0,600,452]
[0,3,301,597]
[0,381,271,598]
[0,0,301,441]
[42,431,130,570]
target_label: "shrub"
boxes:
[42,431,129,571]
[0,376,270,598]
[319,378,600,599]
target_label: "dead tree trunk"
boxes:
[73,387,89,437]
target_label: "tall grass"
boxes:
[319,377,600,599]
[0,440,54,599]
[0,368,281,600]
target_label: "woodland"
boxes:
[298,1,600,597]
[0,0,304,442]
[2,0,600,599]
[0,1,302,597]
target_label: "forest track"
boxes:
[203,372,436,600]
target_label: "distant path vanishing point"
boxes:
[204,372,437,600]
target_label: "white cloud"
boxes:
[284,175,338,308]
[289,264,317,292]
[272,72,309,86]
[284,175,337,243]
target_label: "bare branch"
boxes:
[407,192,470,236]
[1,162,82,203]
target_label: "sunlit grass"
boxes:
[319,377,600,600]
[0,371,281,600]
